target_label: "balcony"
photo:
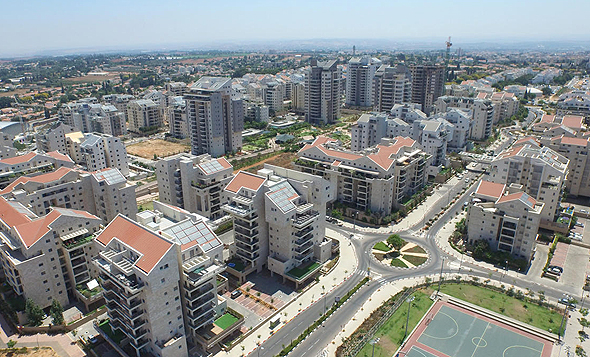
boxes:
[222,204,255,218]
[294,241,313,253]
[296,203,314,215]
[62,232,94,250]
[183,258,223,287]
[236,250,260,262]
[292,211,319,228]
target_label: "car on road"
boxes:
[558,298,576,309]
[580,209,589,214]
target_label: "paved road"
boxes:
[258,169,582,357]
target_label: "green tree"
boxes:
[331,209,342,219]
[386,234,406,250]
[6,340,17,348]
[25,299,44,326]
[542,86,552,96]
[579,318,590,332]
[50,299,64,325]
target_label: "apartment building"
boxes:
[35,122,73,154]
[127,99,164,133]
[58,101,126,137]
[434,96,494,140]
[372,64,412,112]
[262,81,284,112]
[412,119,452,171]
[0,151,74,187]
[432,108,472,151]
[0,166,136,223]
[0,197,102,309]
[466,180,544,261]
[291,82,305,111]
[304,59,343,125]
[346,56,382,107]
[156,153,233,220]
[168,97,189,139]
[350,113,389,151]
[487,143,569,224]
[543,135,590,198]
[389,103,426,123]
[93,215,189,357]
[296,136,430,216]
[103,94,135,118]
[165,82,188,97]
[409,64,445,114]
[477,92,519,124]
[222,165,333,287]
[184,77,244,157]
[245,103,270,123]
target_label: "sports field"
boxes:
[399,301,553,357]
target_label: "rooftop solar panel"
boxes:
[199,160,225,175]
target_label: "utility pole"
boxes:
[558,294,571,342]
[370,338,380,357]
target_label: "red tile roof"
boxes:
[225,171,266,193]
[475,180,505,199]
[496,192,537,206]
[95,215,174,274]
[0,197,31,227]
[561,115,584,130]
[367,137,416,170]
[0,152,36,165]
[559,136,589,147]
[0,167,76,194]
[46,151,73,163]
[513,136,540,148]
[299,136,363,161]
[540,114,555,123]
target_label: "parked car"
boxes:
[558,298,576,309]
[548,265,563,274]
[231,290,242,299]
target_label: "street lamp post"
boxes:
[370,338,380,357]
[258,345,264,357]
[404,296,416,341]
[558,294,571,342]
[353,211,358,237]
[437,258,445,297]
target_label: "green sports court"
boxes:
[397,301,554,357]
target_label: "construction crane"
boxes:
[443,36,453,94]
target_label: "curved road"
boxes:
[257,170,576,357]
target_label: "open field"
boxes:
[62,73,120,83]
[0,88,31,97]
[242,152,297,174]
[127,139,189,159]
[0,347,59,357]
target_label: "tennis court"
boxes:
[398,301,553,357]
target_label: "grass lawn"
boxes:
[373,242,391,252]
[287,262,321,279]
[438,283,563,333]
[98,320,126,344]
[404,245,426,254]
[403,255,427,266]
[214,313,239,330]
[390,259,408,268]
[356,291,433,357]
[137,201,154,212]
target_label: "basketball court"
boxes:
[397,300,554,357]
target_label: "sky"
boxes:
[2,0,589,57]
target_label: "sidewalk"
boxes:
[214,228,359,357]
[0,314,84,357]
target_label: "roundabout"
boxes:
[371,239,429,268]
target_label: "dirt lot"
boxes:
[62,73,120,83]
[127,139,190,159]
[0,88,31,97]
[243,152,296,173]
[0,347,59,357]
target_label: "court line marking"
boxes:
[410,345,432,357]
[470,322,490,357]
[502,345,543,357]
[422,312,459,340]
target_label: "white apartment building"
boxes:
[389,103,426,123]
[168,97,190,139]
[544,135,590,198]
[185,77,244,157]
[466,180,544,261]
[305,60,343,125]
[127,99,164,133]
[372,64,412,112]
[296,136,430,216]
[412,119,452,172]
[0,166,136,223]
[222,165,333,287]
[58,101,126,137]
[0,151,74,187]
[75,133,129,176]
[263,81,284,112]
[434,96,494,140]
[35,122,73,154]
[487,143,569,224]
[0,197,102,309]
[431,109,472,151]
[94,215,189,357]
[103,94,135,119]
[291,82,305,112]
[477,92,519,124]
[246,103,270,123]
[346,56,382,107]
[350,113,389,151]
[156,153,233,220]
[165,82,188,97]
